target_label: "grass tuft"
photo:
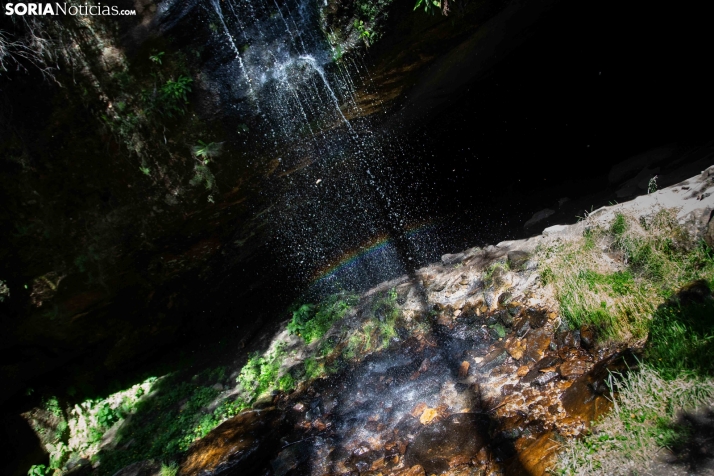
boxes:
[539,209,714,342]
[556,365,714,475]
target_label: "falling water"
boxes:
[154,0,443,295]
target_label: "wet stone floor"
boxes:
[179,300,631,476]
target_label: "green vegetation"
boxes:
[341,288,401,358]
[553,208,714,474]
[287,293,358,343]
[556,365,714,475]
[648,175,658,194]
[237,344,288,402]
[414,0,451,15]
[646,293,714,380]
[24,291,401,475]
[539,210,714,341]
[90,374,238,474]
[193,140,221,162]
[483,260,509,288]
[353,20,373,44]
[27,465,50,476]
[355,0,393,23]
[149,51,165,65]
[189,164,216,191]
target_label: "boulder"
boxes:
[507,250,530,270]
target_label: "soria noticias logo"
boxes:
[4,2,137,15]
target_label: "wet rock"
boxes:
[483,312,499,326]
[532,371,559,387]
[558,329,581,349]
[501,383,522,396]
[270,441,311,476]
[497,309,515,327]
[507,250,530,270]
[507,431,559,475]
[405,414,490,474]
[524,328,552,362]
[521,356,561,385]
[579,325,596,349]
[507,302,523,317]
[705,215,714,249]
[458,361,470,378]
[505,338,526,361]
[392,465,426,476]
[526,308,549,328]
[419,408,439,424]
[490,266,509,288]
[411,402,429,418]
[437,314,453,327]
[497,292,513,308]
[560,352,631,425]
[558,360,593,378]
[347,444,384,473]
[513,317,531,338]
[480,348,508,371]
[179,409,281,476]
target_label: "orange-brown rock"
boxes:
[458,360,470,378]
[524,328,551,361]
[419,407,439,424]
[507,431,559,474]
[411,402,428,418]
[437,314,453,327]
[505,338,526,360]
[405,414,490,474]
[516,365,530,377]
[391,465,426,476]
[179,409,281,476]
[558,360,593,378]
[370,456,386,470]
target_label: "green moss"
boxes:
[287,293,358,343]
[303,357,325,380]
[236,345,287,402]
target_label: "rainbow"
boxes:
[311,220,438,284]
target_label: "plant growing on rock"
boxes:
[143,75,193,118]
[414,0,452,16]
[27,464,50,476]
[192,140,221,162]
[287,293,358,343]
[149,51,165,65]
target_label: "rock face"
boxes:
[157,168,714,476]
[179,409,282,476]
[404,414,490,473]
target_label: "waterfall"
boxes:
[155,0,439,293]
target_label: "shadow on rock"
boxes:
[179,408,283,476]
